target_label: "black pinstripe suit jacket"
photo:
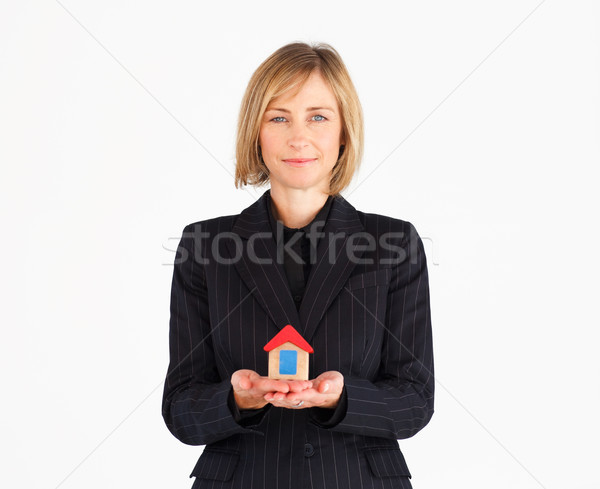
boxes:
[162,189,434,489]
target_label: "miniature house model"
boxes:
[264,325,314,380]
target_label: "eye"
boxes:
[271,116,287,123]
[312,114,326,122]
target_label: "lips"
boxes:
[283,158,317,167]
[283,158,317,163]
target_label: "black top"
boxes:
[266,190,334,310]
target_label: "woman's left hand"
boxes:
[264,371,344,409]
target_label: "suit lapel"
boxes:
[228,190,366,342]
[228,191,301,333]
[298,194,365,343]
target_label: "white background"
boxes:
[1,1,599,488]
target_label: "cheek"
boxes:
[321,125,342,148]
[259,128,280,155]
[317,130,342,161]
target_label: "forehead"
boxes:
[268,71,338,107]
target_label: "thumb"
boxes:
[238,375,252,391]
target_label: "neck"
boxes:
[269,187,330,228]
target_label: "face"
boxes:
[259,71,344,195]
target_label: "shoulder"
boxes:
[351,209,428,272]
[174,214,240,261]
[181,213,238,235]
[180,189,270,238]
[355,209,421,243]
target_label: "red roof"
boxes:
[263,324,314,353]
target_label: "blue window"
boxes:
[279,350,297,375]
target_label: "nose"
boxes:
[287,121,310,151]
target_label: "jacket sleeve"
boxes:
[310,222,435,439]
[161,224,266,446]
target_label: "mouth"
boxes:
[283,158,317,167]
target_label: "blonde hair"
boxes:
[235,42,364,196]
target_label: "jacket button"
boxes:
[294,295,302,303]
[304,443,315,457]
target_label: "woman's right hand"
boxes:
[231,369,312,410]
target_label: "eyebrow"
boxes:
[265,106,336,113]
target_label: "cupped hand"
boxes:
[264,371,344,410]
[231,369,312,410]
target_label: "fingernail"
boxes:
[323,383,329,392]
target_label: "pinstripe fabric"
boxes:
[162,189,434,489]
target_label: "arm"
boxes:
[311,223,435,439]
[161,224,266,446]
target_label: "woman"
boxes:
[162,42,434,489]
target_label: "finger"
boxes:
[272,391,287,401]
[287,380,312,393]
[269,399,304,409]
[238,376,252,390]
[266,380,291,393]
[318,382,330,394]
[287,398,308,409]
[283,390,312,403]
[269,401,294,409]
[264,391,283,402]
[266,396,304,408]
